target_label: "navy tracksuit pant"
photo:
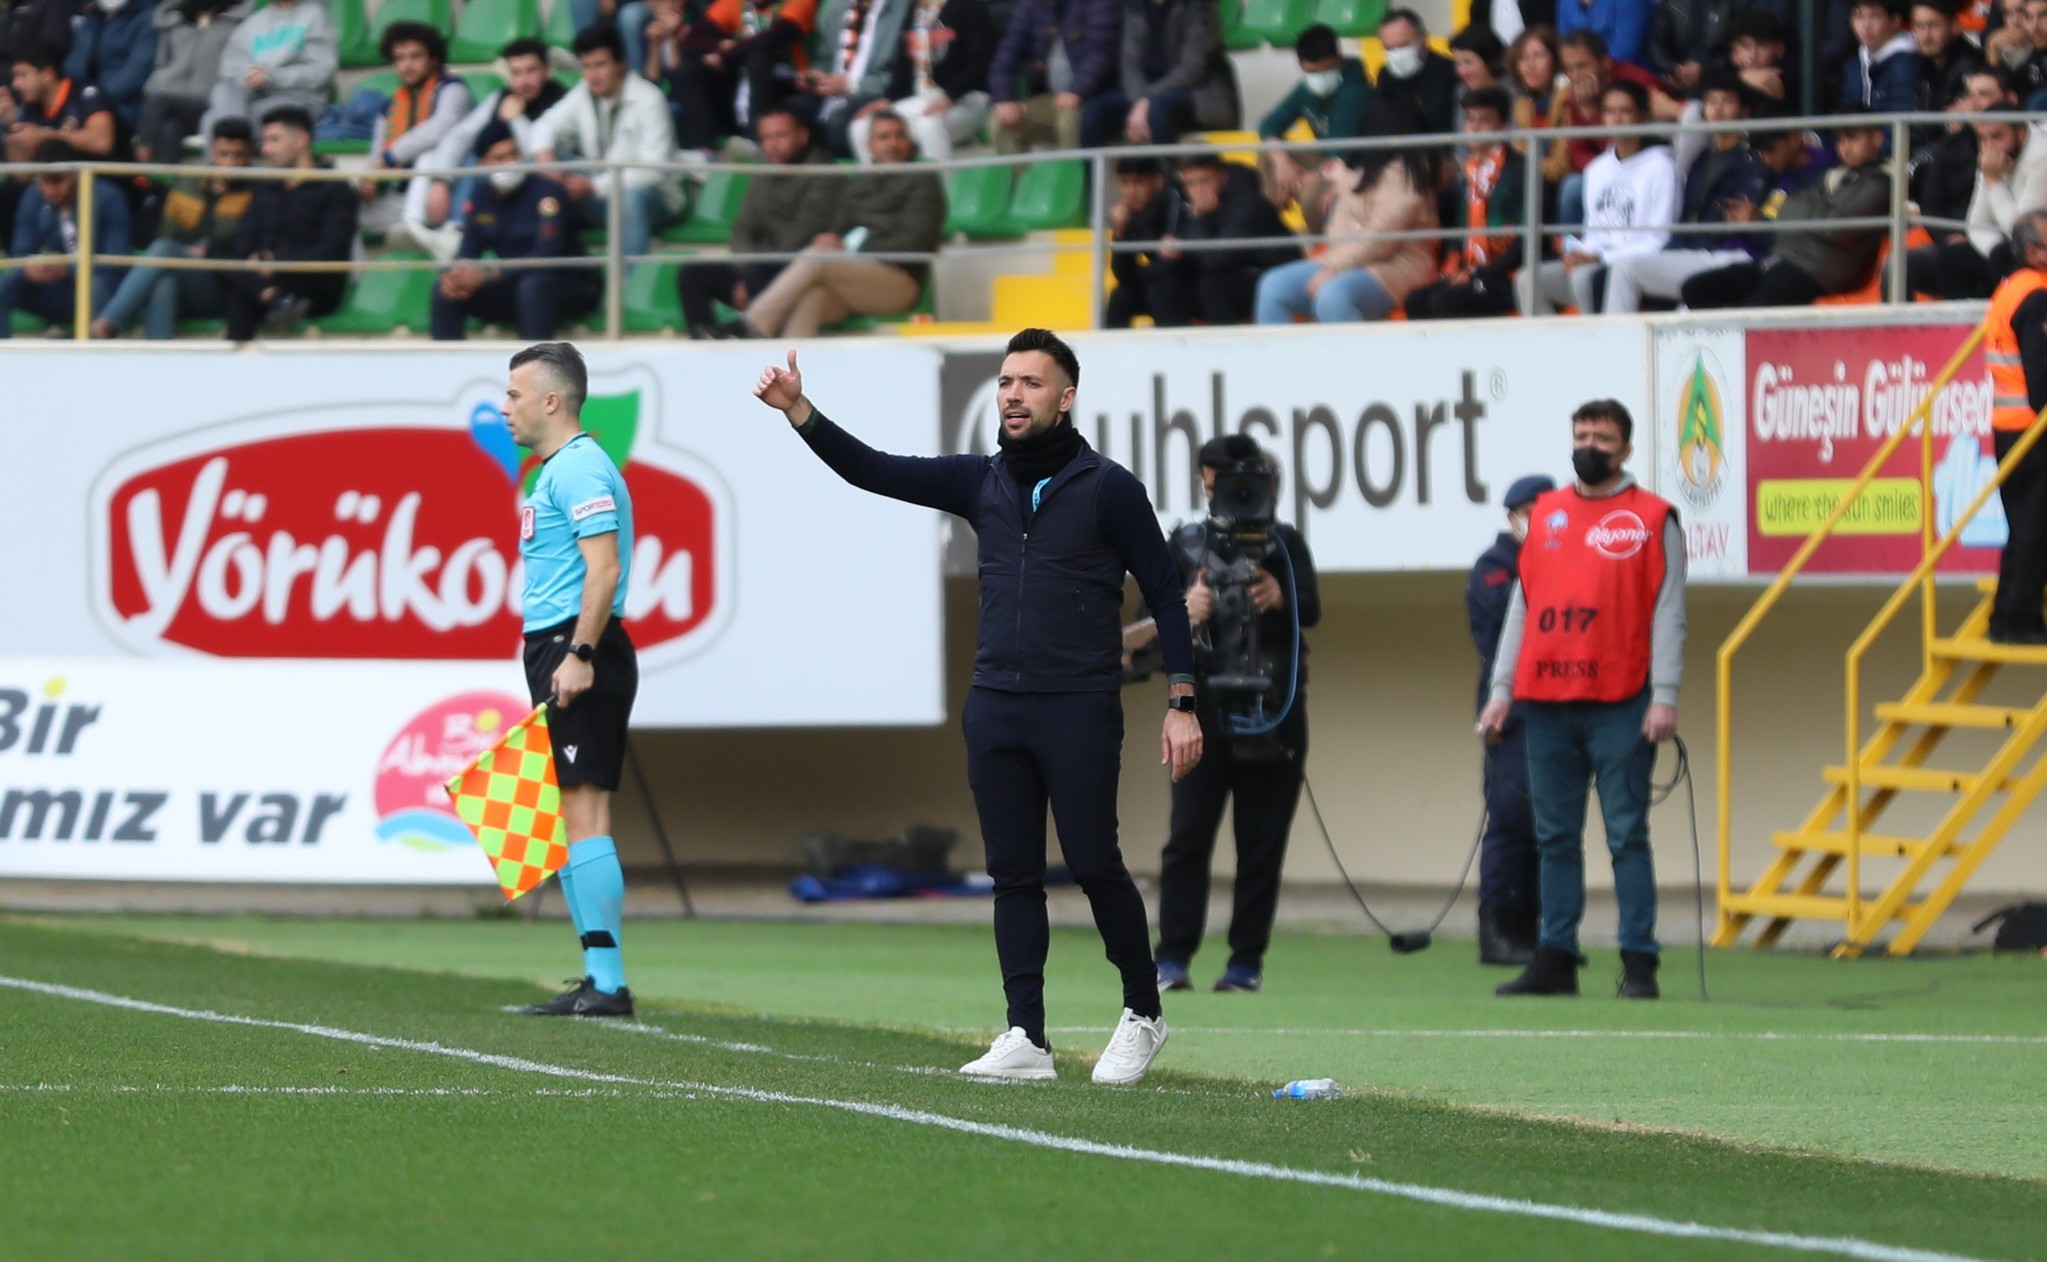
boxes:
[1479,713,1540,917]
[963,687,1162,1046]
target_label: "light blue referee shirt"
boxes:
[520,432,633,632]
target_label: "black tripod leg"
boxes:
[627,737,696,919]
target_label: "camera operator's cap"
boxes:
[1504,475,1556,510]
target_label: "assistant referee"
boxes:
[754,329,1202,1086]
[504,341,640,1018]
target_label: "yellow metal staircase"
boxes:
[1716,325,2047,956]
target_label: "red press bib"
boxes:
[1512,484,1671,704]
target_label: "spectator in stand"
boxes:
[1533,78,1677,313]
[847,0,994,164]
[1255,101,1438,325]
[1145,153,1297,326]
[1681,112,1893,308]
[1507,24,1565,128]
[222,103,354,338]
[1647,0,1749,91]
[731,109,942,337]
[680,102,840,339]
[1602,75,1772,313]
[786,0,913,158]
[202,0,337,148]
[1842,0,1920,114]
[1913,66,2015,246]
[1257,24,1369,236]
[1726,8,1792,102]
[987,0,1121,157]
[1909,116,2047,297]
[1556,0,1654,68]
[533,24,686,268]
[136,0,249,165]
[0,138,130,337]
[429,120,599,341]
[1450,25,1506,146]
[7,42,122,165]
[1917,0,1988,112]
[1543,31,1677,233]
[67,0,160,136]
[1405,85,1529,319]
[1376,8,1460,135]
[358,22,473,243]
[1084,0,1237,149]
[410,38,568,260]
[664,0,818,157]
[94,115,250,338]
[1103,157,1182,327]
[1,0,81,71]
[1985,0,2047,104]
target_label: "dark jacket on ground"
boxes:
[230,161,357,303]
[1677,142,1775,255]
[1173,164,1297,275]
[1118,0,1237,130]
[732,144,843,258]
[988,0,1122,103]
[797,412,1197,692]
[66,0,160,126]
[881,0,994,102]
[1772,160,1892,293]
[1257,55,1370,142]
[1374,49,1458,135]
[832,166,945,286]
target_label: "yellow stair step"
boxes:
[991,273,1089,331]
[1722,892,1917,921]
[1875,701,2033,729]
[1928,636,2047,663]
[895,319,1007,337]
[1771,830,1957,859]
[1822,765,2020,793]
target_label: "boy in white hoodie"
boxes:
[1533,79,1678,315]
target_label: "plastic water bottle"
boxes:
[1273,1078,1341,1100]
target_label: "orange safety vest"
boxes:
[1986,268,2047,432]
[1513,484,1672,704]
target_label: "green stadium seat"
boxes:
[333,0,374,66]
[310,250,438,334]
[622,257,685,332]
[942,164,1016,239]
[345,0,456,67]
[1311,0,1386,36]
[449,0,541,65]
[1220,0,1259,50]
[1000,158,1085,233]
[464,70,507,100]
[660,169,750,243]
[1237,0,1315,47]
[176,318,225,336]
[542,0,576,46]
[12,309,55,336]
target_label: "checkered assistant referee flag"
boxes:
[444,705,569,901]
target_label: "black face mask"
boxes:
[1572,444,1617,485]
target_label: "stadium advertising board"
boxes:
[1651,326,1750,580]
[936,323,1653,573]
[1743,322,2001,576]
[6,345,946,728]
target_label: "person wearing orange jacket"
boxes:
[1984,211,2047,644]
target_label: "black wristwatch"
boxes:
[1167,694,1197,713]
[568,642,596,663]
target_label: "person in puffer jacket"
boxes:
[135,0,250,162]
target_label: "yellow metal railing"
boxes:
[1714,326,1986,932]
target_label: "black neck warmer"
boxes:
[998,419,1084,485]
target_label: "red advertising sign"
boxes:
[1745,324,2002,576]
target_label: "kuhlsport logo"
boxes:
[1586,510,1652,559]
[372,690,530,850]
[87,372,733,663]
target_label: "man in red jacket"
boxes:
[1478,399,1685,1000]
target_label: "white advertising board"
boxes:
[1652,325,1750,579]
[2,344,945,728]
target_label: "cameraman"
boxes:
[1135,434,1320,993]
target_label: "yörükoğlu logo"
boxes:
[373,690,530,850]
[1587,510,1652,559]
[1673,352,1728,510]
[88,372,733,663]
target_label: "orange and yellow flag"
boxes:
[444,705,568,900]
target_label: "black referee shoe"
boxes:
[519,977,636,1018]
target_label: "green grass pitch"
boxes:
[1,913,2042,1261]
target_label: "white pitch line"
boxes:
[0,974,2007,1262]
[1039,1026,2047,1045]
[0,1084,697,1099]
[598,1018,954,1078]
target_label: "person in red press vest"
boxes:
[1476,399,1685,1000]
[1983,211,2047,644]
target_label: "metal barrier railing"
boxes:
[0,107,2021,341]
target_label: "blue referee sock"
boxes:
[567,836,627,995]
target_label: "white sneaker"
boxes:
[1092,1008,1169,1085]
[959,1026,1056,1080]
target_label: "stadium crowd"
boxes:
[0,0,2034,338]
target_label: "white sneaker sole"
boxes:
[1091,1028,1169,1085]
[959,1064,1058,1081]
